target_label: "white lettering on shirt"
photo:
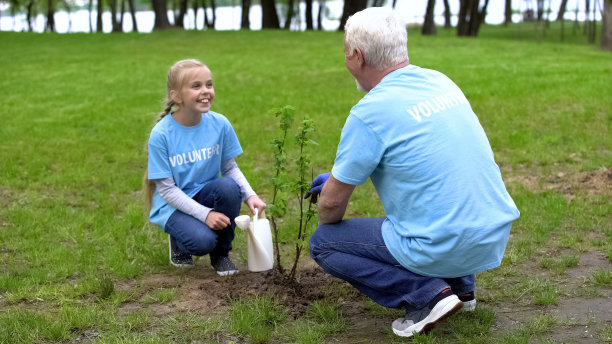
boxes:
[406,90,469,123]
[168,144,220,167]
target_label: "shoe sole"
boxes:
[168,237,193,268]
[393,295,463,338]
[212,267,239,276]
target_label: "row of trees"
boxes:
[2,0,611,49]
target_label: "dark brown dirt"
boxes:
[114,169,612,343]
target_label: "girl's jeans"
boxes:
[164,177,242,258]
[309,217,475,311]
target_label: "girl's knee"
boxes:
[184,232,217,256]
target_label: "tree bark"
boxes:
[27,0,35,31]
[110,0,121,32]
[46,0,55,32]
[537,0,544,20]
[128,0,138,31]
[442,0,451,29]
[317,0,324,30]
[305,0,313,30]
[177,0,188,28]
[284,0,295,29]
[556,0,568,20]
[210,0,216,28]
[152,0,171,30]
[602,0,612,50]
[457,0,488,36]
[504,0,512,25]
[338,0,367,31]
[97,0,103,32]
[241,0,251,29]
[422,0,437,35]
[88,0,93,32]
[261,0,280,29]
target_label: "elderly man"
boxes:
[307,7,520,338]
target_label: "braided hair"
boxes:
[143,59,208,217]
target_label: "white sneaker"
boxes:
[392,294,463,337]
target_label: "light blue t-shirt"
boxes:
[148,111,243,229]
[332,65,520,278]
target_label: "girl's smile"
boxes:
[171,66,215,126]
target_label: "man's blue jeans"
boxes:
[164,177,242,257]
[310,217,475,311]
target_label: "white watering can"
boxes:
[234,209,274,272]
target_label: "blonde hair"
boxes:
[143,59,209,217]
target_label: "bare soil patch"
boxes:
[506,168,612,202]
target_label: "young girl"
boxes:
[145,59,266,275]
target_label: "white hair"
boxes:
[345,7,408,70]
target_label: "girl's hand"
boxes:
[205,211,231,230]
[247,195,267,217]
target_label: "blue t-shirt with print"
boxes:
[331,65,520,278]
[148,111,243,229]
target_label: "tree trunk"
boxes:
[556,0,568,20]
[422,0,437,35]
[338,0,367,31]
[46,0,55,32]
[177,0,188,28]
[27,0,35,31]
[443,0,451,29]
[504,0,512,25]
[457,0,470,35]
[479,0,490,24]
[110,0,121,32]
[284,0,295,29]
[317,0,324,30]
[305,0,313,30]
[120,0,125,29]
[204,0,211,28]
[128,0,138,31]
[210,0,216,28]
[261,0,280,28]
[537,0,544,20]
[602,0,612,50]
[457,0,488,36]
[584,0,590,34]
[241,0,251,29]
[392,0,398,8]
[152,0,171,30]
[88,0,93,32]
[97,0,103,32]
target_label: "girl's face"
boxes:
[173,66,215,116]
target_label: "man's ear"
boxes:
[354,48,366,67]
[169,90,181,104]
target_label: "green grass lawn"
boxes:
[0,22,611,343]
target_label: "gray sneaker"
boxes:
[392,294,462,337]
[168,236,193,268]
[210,255,238,276]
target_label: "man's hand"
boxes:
[205,211,231,230]
[247,195,267,217]
[304,172,331,203]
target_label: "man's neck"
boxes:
[362,60,410,91]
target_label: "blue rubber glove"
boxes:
[304,172,330,202]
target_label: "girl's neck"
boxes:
[172,109,202,127]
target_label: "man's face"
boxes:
[344,40,359,78]
[344,40,366,92]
